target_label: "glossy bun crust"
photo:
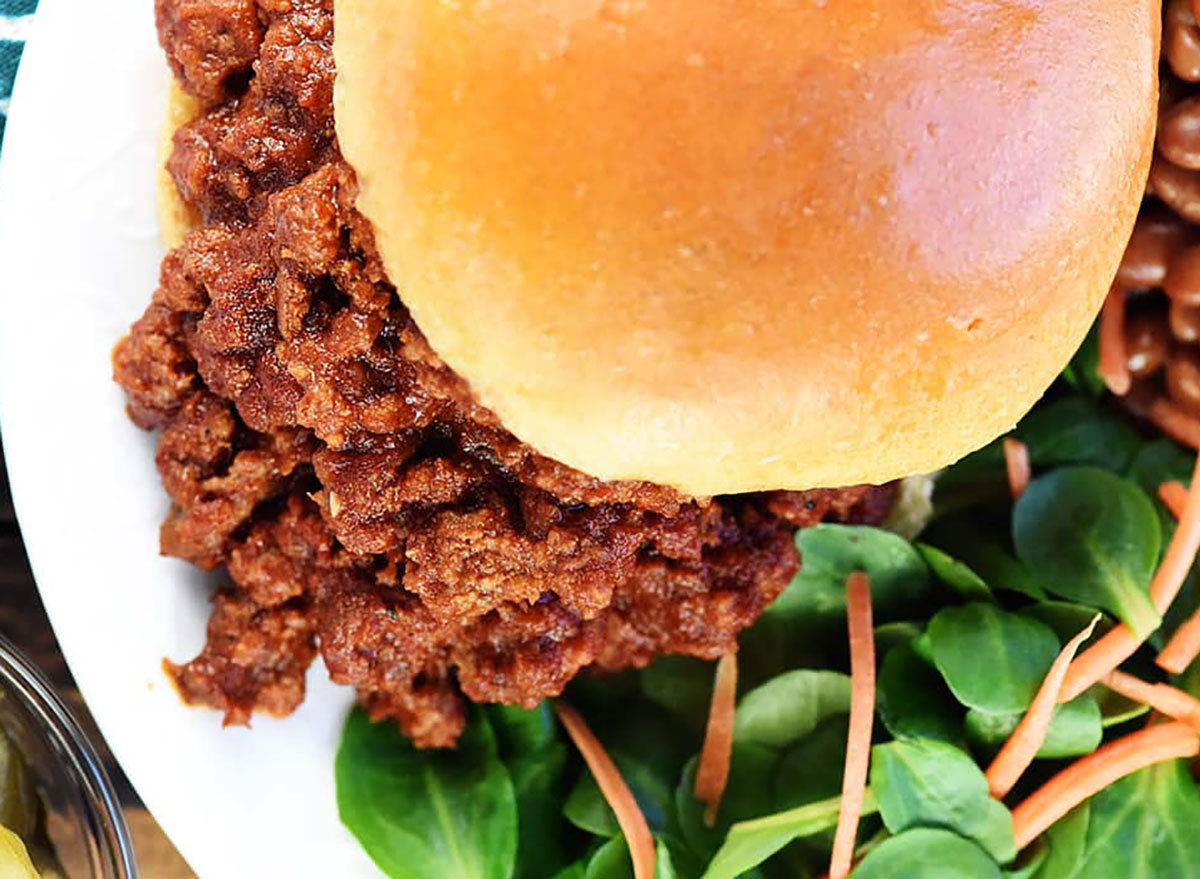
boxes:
[333,0,1159,495]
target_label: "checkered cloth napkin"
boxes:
[0,0,36,147]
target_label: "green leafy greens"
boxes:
[1013,468,1162,635]
[853,828,1002,879]
[927,604,1060,714]
[332,350,1200,879]
[870,739,1015,863]
[732,670,851,748]
[336,708,518,879]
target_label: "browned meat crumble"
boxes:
[114,0,896,747]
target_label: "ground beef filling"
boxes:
[116,0,896,747]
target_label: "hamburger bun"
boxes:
[324,2,1150,495]
[158,80,200,249]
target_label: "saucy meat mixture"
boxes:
[114,0,896,747]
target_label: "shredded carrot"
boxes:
[694,652,739,827]
[1102,670,1200,727]
[1157,462,1200,674]
[1098,285,1132,396]
[1010,721,1199,850]
[1003,437,1032,501]
[1160,613,1200,674]
[1160,480,1190,519]
[554,702,655,879]
[1059,453,1200,701]
[829,571,876,879]
[1058,625,1141,701]
[1149,396,1200,449]
[985,616,1099,798]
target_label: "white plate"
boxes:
[0,2,382,877]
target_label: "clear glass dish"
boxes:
[0,633,136,878]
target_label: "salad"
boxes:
[0,725,62,879]
[331,329,1200,879]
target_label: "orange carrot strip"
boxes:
[1010,721,1199,850]
[1059,453,1200,700]
[1158,462,1200,674]
[1098,286,1132,396]
[1149,396,1200,450]
[1160,480,1189,519]
[829,572,876,879]
[555,702,656,879]
[1003,437,1032,501]
[985,616,1100,798]
[1058,629,1139,702]
[1102,670,1200,727]
[1160,614,1200,674]
[694,652,739,827]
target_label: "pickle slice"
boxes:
[0,734,35,842]
[0,824,39,879]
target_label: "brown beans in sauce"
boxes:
[1119,208,1190,289]
[1126,308,1171,377]
[1123,379,1161,417]
[1162,73,1188,130]
[1150,155,1200,222]
[1159,97,1200,170]
[1169,0,1200,81]
[1166,243,1200,304]
[1167,346,1200,414]
[1172,299,1200,342]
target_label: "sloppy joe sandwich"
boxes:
[116,0,1157,750]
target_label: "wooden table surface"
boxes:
[0,438,195,878]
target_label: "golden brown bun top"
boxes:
[333,0,1158,495]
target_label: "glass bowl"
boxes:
[0,633,136,878]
